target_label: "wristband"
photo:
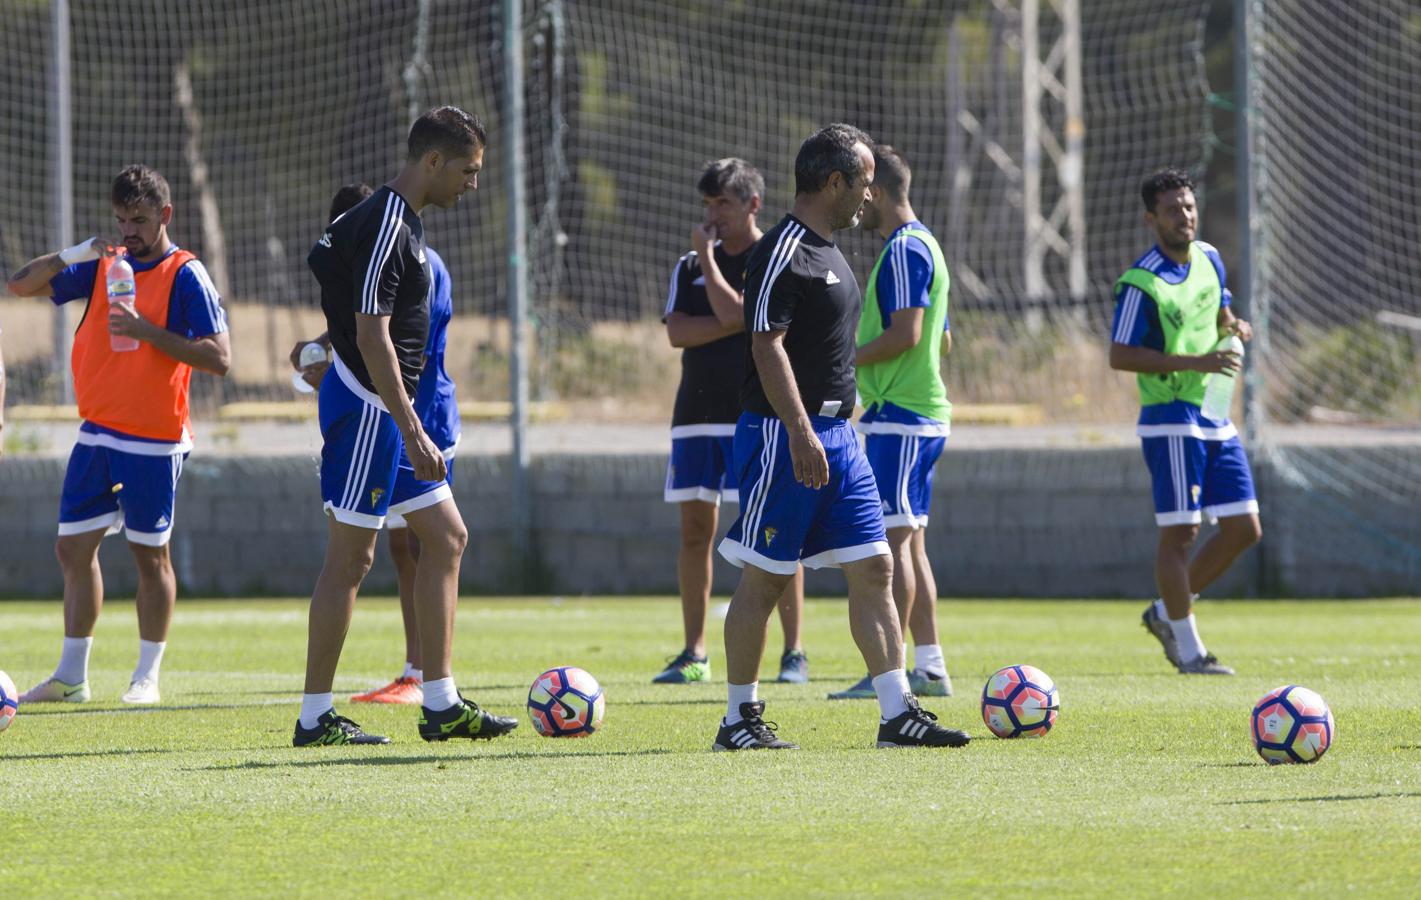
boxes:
[59,238,101,266]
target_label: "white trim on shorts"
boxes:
[801,540,892,570]
[664,486,723,505]
[124,526,173,547]
[75,424,193,456]
[717,538,799,575]
[57,511,123,537]
[1137,422,1237,441]
[669,423,737,439]
[388,483,453,517]
[324,501,385,530]
[1204,499,1260,522]
[883,513,928,530]
[1156,509,1203,527]
[855,420,951,437]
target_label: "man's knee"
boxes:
[1158,524,1199,555]
[327,539,376,582]
[1224,515,1262,550]
[422,517,469,561]
[849,552,894,587]
[679,504,717,548]
[55,536,100,572]
[129,544,174,578]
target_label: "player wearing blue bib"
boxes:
[294,108,516,747]
[657,159,808,687]
[712,124,970,752]
[7,165,230,707]
[291,183,463,706]
[1109,169,1262,676]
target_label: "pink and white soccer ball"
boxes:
[1251,685,1335,764]
[527,666,605,738]
[0,670,18,734]
[981,664,1059,738]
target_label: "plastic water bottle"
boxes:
[291,342,330,394]
[1200,335,1244,422]
[107,257,140,352]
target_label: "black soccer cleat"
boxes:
[712,701,799,751]
[293,710,391,747]
[418,696,519,742]
[877,694,971,748]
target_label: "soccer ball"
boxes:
[981,664,1059,738]
[0,670,18,734]
[1251,685,1335,764]
[527,666,605,738]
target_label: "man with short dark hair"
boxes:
[7,164,231,706]
[295,106,516,745]
[656,158,808,686]
[1109,167,1261,676]
[829,144,956,701]
[713,124,970,751]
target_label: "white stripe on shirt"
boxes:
[361,193,405,315]
[1113,285,1144,343]
[753,224,805,332]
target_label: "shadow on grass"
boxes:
[196,747,674,771]
[1198,761,1261,768]
[0,748,176,761]
[1220,791,1421,805]
[19,700,290,717]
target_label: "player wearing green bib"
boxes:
[1109,169,1262,676]
[828,146,954,701]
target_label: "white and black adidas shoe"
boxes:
[712,701,799,751]
[876,694,971,748]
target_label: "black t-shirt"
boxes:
[307,186,431,399]
[740,214,860,419]
[663,242,752,426]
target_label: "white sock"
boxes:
[1155,594,1200,621]
[914,644,947,677]
[422,676,459,711]
[299,692,334,729]
[725,681,758,724]
[873,669,912,720]
[1169,613,1207,663]
[132,639,166,683]
[54,636,93,684]
[402,662,423,682]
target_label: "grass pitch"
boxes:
[2,596,1419,898]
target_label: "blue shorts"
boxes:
[863,432,946,530]
[320,357,451,530]
[664,425,738,505]
[1141,433,1259,526]
[386,454,456,530]
[718,413,889,575]
[58,430,187,547]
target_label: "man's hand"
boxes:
[1224,318,1254,343]
[788,424,829,489]
[108,302,162,343]
[1193,348,1241,375]
[289,338,331,389]
[405,427,447,483]
[691,223,717,258]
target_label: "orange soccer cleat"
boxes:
[350,676,424,705]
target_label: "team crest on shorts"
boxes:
[1191,484,1202,504]
[370,487,386,507]
[763,526,778,546]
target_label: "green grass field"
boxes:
[2,596,1419,897]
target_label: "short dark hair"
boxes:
[111,164,170,210]
[328,182,373,223]
[1141,168,1196,211]
[794,123,873,195]
[407,105,487,161]
[697,158,764,204]
[872,144,911,201]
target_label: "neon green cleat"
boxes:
[652,651,711,684]
[827,673,874,700]
[909,668,953,697]
[19,677,90,704]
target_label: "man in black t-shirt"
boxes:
[293,106,517,748]
[655,159,808,687]
[712,124,971,752]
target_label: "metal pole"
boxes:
[1061,0,1087,300]
[1234,0,1256,447]
[51,0,74,404]
[1020,0,1044,301]
[503,0,532,586]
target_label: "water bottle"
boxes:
[291,342,330,394]
[1200,334,1244,422]
[107,256,140,352]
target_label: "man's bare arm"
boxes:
[354,312,444,482]
[6,239,119,297]
[856,307,925,366]
[1109,342,1239,376]
[108,307,231,375]
[665,311,741,348]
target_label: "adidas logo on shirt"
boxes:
[824,270,841,285]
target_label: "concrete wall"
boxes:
[0,447,1416,598]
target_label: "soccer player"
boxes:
[658,158,808,686]
[828,144,955,701]
[295,106,516,745]
[6,165,231,705]
[712,124,970,751]
[1109,168,1261,676]
[290,182,463,706]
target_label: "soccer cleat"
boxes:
[121,677,161,705]
[827,673,874,700]
[1141,603,1182,666]
[418,697,519,742]
[19,677,90,704]
[776,649,810,684]
[909,668,953,697]
[877,695,971,748]
[1177,653,1235,675]
[712,701,798,751]
[351,676,424,705]
[651,650,711,684]
[292,710,391,747]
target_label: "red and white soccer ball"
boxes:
[527,666,605,738]
[1251,685,1335,764]
[981,664,1059,738]
[0,670,19,734]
